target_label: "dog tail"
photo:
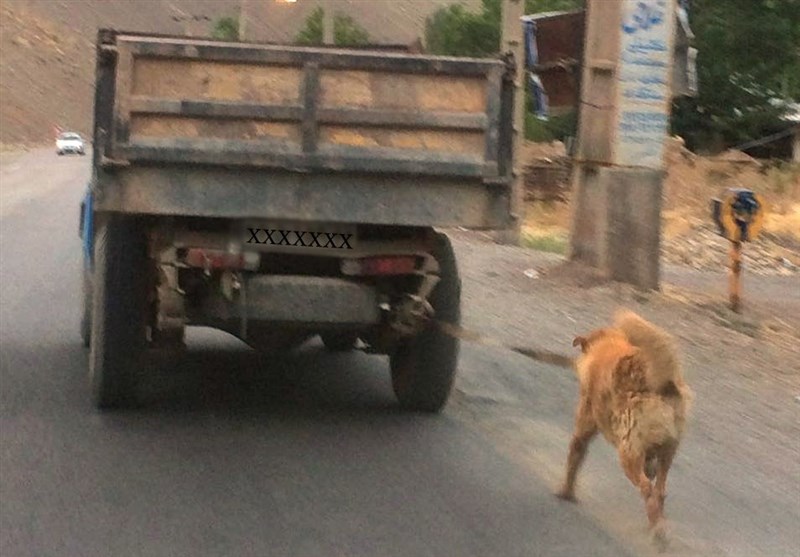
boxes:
[613,310,688,398]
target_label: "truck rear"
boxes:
[80,30,515,411]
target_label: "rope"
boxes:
[435,321,574,369]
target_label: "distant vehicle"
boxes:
[56,132,85,155]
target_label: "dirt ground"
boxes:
[448,228,799,374]
[446,229,800,556]
[520,138,800,276]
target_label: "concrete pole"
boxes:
[322,0,335,45]
[498,0,526,246]
[239,0,248,41]
[569,0,677,289]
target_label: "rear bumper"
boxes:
[204,275,381,326]
[93,166,511,229]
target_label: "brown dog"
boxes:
[557,310,691,544]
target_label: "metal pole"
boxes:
[729,240,742,312]
[498,0,526,246]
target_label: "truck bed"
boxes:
[92,31,514,229]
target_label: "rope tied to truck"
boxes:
[433,320,574,369]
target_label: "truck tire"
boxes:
[390,232,461,412]
[89,215,149,409]
[320,332,359,352]
[80,266,92,348]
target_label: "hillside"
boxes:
[0,0,478,146]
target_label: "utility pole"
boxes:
[239,0,249,41]
[322,0,335,45]
[498,0,526,246]
[569,0,677,289]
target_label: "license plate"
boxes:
[242,221,357,254]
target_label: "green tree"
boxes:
[671,0,800,151]
[295,7,370,47]
[425,0,583,140]
[424,0,583,57]
[424,0,501,57]
[425,0,799,151]
[211,16,239,41]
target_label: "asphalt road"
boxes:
[4,149,800,557]
[0,150,634,557]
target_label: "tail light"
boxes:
[341,256,418,276]
[184,248,260,271]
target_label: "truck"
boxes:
[79,30,515,412]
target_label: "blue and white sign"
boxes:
[615,0,676,169]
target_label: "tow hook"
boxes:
[386,294,434,337]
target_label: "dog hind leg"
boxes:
[556,402,597,502]
[619,447,662,531]
[645,454,658,480]
[654,445,676,508]
[651,445,677,547]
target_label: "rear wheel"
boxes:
[80,266,92,348]
[89,215,150,409]
[390,232,461,412]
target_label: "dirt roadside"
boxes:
[0,147,89,218]
[448,228,799,434]
[445,229,800,556]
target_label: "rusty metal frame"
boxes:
[115,141,491,178]
[123,35,502,76]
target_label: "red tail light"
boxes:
[341,256,418,276]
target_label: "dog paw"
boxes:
[554,489,577,503]
[652,524,669,552]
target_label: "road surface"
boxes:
[0,149,630,557]
[1,149,798,557]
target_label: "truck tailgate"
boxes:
[93,31,514,228]
[102,33,510,180]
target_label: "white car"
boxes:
[56,132,85,156]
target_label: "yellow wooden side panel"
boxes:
[318,70,486,156]
[132,58,302,104]
[320,126,484,156]
[319,70,487,113]
[127,58,488,159]
[131,116,300,142]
